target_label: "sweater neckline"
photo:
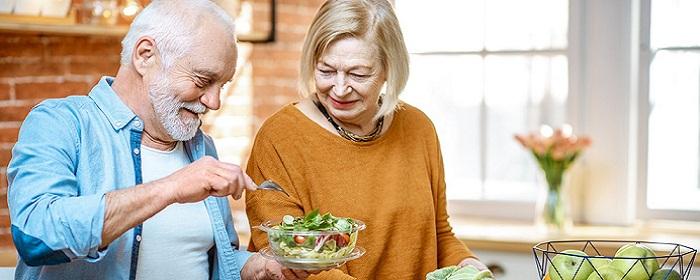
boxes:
[285,103,401,147]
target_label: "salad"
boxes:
[265,209,362,261]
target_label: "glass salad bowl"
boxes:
[256,210,366,270]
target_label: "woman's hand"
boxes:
[458,257,489,271]
[241,253,319,280]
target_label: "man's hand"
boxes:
[459,257,489,271]
[101,156,257,247]
[241,253,317,280]
[158,156,257,203]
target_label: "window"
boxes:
[640,0,700,217]
[395,0,569,206]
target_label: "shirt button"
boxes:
[115,121,122,127]
[136,235,142,242]
[134,120,141,128]
[133,148,140,155]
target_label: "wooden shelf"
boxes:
[0,12,129,37]
[0,14,273,41]
[0,21,129,37]
[0,21,273,42]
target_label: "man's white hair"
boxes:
[120,0,236,69]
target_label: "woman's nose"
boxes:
[332,74,351,97]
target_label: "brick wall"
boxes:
[249,1,322,129]
[0,35,122,251]
[0,0,324,253]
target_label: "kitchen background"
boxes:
[1,0,699,278]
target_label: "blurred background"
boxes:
[1,0,699,278]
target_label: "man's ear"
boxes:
[132,36,158,76]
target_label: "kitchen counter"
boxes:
[0,250,14,267]
[452,217,700,266]
[1,218,698,268]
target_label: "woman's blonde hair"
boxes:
[299,0,410,119]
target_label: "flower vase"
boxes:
[535,172,572,234]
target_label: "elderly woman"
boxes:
[245,0,487,278]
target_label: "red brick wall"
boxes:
[0,0,323,252]
[0,35,122,250]
[250,1,322,129]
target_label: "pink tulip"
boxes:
[514,126,591,174]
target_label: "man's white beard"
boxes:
[148,75,207,141]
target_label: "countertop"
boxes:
[452,217,700,266]
[1,218,698,267]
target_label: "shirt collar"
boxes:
[89,76,139,131]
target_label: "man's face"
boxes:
[147,72,207,141]
[147,21,238,141]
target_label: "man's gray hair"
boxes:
[120,0,236,69]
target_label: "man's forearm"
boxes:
[100,180,174,248]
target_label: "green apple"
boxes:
[588,257,612,274]
[616,243,635,255]
[586,266,625,280]
[548,250,595,280]
[610,244,660,280]
[650,269,681,280]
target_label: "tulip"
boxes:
[514,125,592,189]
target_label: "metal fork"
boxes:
[257,180,290,197]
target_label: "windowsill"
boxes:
[452,216,700,266]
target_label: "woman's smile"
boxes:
[329,96,358,110]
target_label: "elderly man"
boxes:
[6,1,304,279]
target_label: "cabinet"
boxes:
[473,249,536,280]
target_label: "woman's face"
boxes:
[314,37,386,126]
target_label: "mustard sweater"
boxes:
[245,103,475,279]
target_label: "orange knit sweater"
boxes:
[245,103,475,279]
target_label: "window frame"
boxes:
[635,0,700,221]
[402,0,700,223]
[426,1,579,221]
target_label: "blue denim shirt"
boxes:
[7,77,251,280]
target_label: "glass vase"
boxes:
[535,172,572,234]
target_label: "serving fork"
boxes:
[257,180,290,197]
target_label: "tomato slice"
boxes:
[335,233,350,247]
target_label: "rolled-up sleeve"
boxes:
[7,103,107,266]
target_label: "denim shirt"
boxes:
[7,77,251,280]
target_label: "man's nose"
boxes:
[200,87,221,110]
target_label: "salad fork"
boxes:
[258,180,290,197]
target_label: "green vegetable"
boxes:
[427,266,461,280]
[426,265,495,280]
[276,209,357,232]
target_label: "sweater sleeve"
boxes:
[245,136,305,252]
[434,135,477,267]
[245,127,357,279]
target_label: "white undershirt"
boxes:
[135,142,214,280]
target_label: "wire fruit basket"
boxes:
[533,240,696,280]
